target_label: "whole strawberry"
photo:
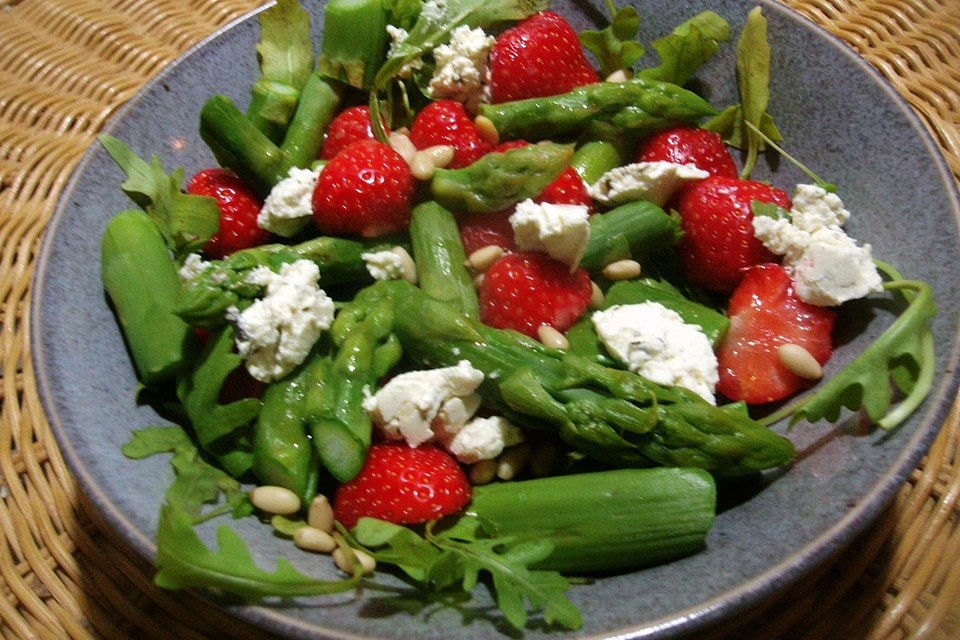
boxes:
[634,126,738,178]
[333,443,472,530]
[536,166,593,212]
[320,105,388,161]
[479,252,592,338]
[674,175,791,294]
[717,264,836,404]
[409,100,493,169]
[487,11,600,103]
[312,139,415,237]
[186,168,270,258]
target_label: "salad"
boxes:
[98,0,937,632]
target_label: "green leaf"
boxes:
[153,505,361,599]
[372,0,548,90]
[99,136,219,258]
[765,277,937,430]
[256,0,313,87]
[579,6,645,78]
[638,11,730,86]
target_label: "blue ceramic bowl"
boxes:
[32,1,960,638]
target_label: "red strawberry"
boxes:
[487,11,600,103]
[535,166,593,212]
[634,126,738,178]
[717,264,836,404]
[409,100,493,169]
[333,443,472,530]
[311,139,415,237]
[320,105,388,161]
[186,168,270,258]
[479,252,592,338]
[459,210,518,255]
[674,176,791,294]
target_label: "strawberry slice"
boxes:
[311,139,415,237]
[634,126,738,178]
[487,11,600,103]
[479,252,592,338]
[333,443,472,530]
[459,210,518,255]
[674,175,791,294]
[717,263,836,404]
[408,100,493,169]
[320,105,388,161]
[186,168,270,258]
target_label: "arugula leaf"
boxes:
[638,11,731,87]
[99,135,219,258]
[764,271,937,431]
[255,0,313,88]
[372,0,548,90]
[349,517,583,631]
[702,7,781,178]
[579,4,645,79]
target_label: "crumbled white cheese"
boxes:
[362,360,484,447]
[592,302,719,404]
[509,199,591,270]
[386,25,424,78]
[179,253,211,281]
[442,415,524,464]
[752,184,882,306]
[362,248,406,281]
[227,259,335,382]
[428,25,495,108]
[588,161,709,207]
[257,166,321,237]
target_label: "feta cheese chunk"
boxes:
[752,184,882,306]
[227,260,335,382]
[442,415,524,464]
[386,25,424,78]
[588,161,709,207]
[362,248,406,281]
[592,302,719,404]
[509,199,591,269]
[179,253,211,281]
[257,166,321,237]
[362,360,484,447]
[429,25,495,108]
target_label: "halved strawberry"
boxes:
[186,168,270,258]
[478,252,592,338]
[674,175,791,294]
[408,100,493,169]
[487,11,600,103]
[333,443,471,530]
[634,126,738,178]
[320,105,388,161]
[459,210,518,255]
[311,139,415,237]
[717,263,836,404]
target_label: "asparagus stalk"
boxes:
[570,140,623,184]
[579,200,683,273]
[101,210,197,384]
[408,201,479,318]
[278,71,344,168]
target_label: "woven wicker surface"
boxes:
[1,0,958,638]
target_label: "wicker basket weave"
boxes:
[1,0,958,638]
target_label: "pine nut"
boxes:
[605,69,632,83]
[777,343,823,380]
[465,244,504,272]
[294,526,337,553]
[390,246,418,283]
[602,259,642,281]
[332,538,376,575]
[423,144,456,169]
[497,443,531,480]
[537,325,569,350]
[589,281,604,309]
[469,458,498,485]
[249,485,301,515]
[529,441,559,478]
[388,131,417,163]
[474,114,500,146]
[410,151,437,181]
[307,495,335,533]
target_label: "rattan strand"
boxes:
[0,0,958,638]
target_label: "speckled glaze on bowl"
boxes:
[32,0,960,638]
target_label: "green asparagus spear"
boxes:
[373,279,794,475]
[570,140,623,184]
[101,210,197,384]
[579,200,682,273]
[430,142,573,214]
[278,71,344,168]
[478,77,717,142]
[408,201,479,318]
